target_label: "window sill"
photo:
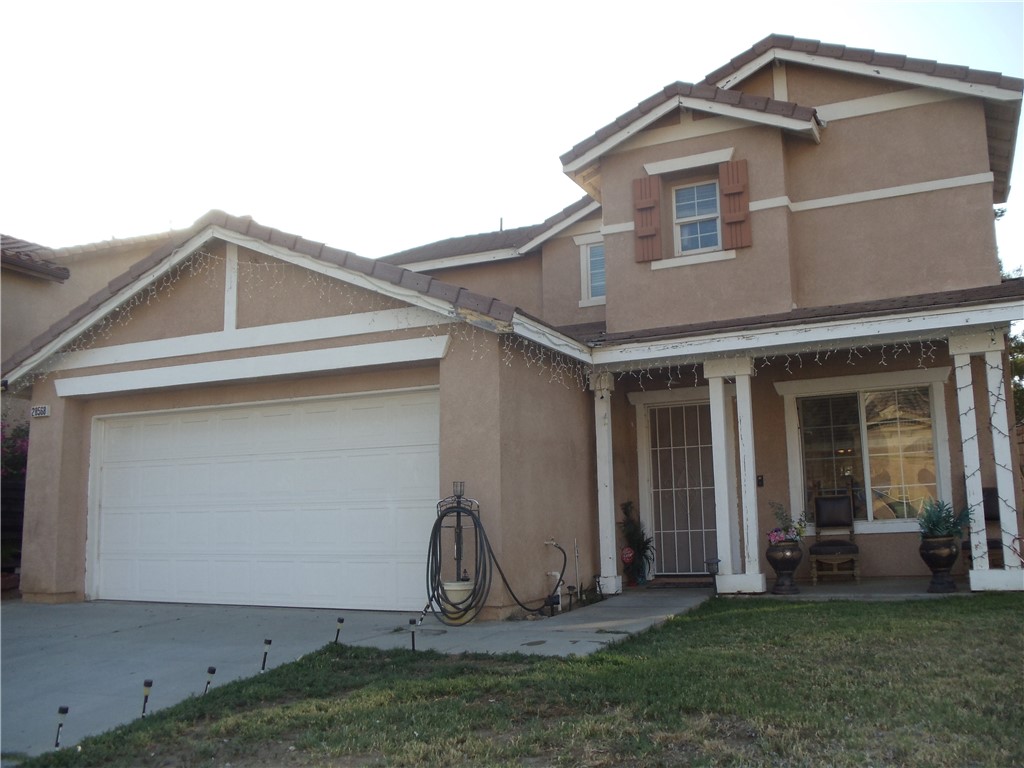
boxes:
[579,296,606,308]
[806,520,920,536]
[651,249,736,270]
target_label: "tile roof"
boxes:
[1,235,70,282]
[701,34,1022,203]
[701,33,1024,93]
[1,211,519,379]
[382,196,596,266]
[560,81,819,167]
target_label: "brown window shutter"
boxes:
[633,177,662,262]
[719,160,752,250]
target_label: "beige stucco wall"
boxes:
[2,238,171,362]
[439,332,597,617]
[422,253,544,318]
[539,214,607,330]
[19,363,442,602]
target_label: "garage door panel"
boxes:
[92,391,439,610]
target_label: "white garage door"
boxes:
[89,390,439,610]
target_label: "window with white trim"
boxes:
[798,385,937,521]
[673,180,721,255]
[576,233,606,306]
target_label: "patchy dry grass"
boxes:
[12,594,1023,767]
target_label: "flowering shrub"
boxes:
[767,501,806,544]
[1,421,29,478]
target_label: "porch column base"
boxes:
[715,573,767,594]
[599,574,623,595]
[969,569,1024,592]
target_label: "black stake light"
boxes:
[260,639,272,673]
[141,680,153,717]
[705,558,721,597]
[334,617,345,644]
[203,666,216,695]
[408,618,417,651]
[54,705,69,749]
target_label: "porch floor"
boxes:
[644,575,973,600]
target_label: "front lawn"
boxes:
[13,594,1024,767]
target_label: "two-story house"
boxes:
[3,35,1022,614]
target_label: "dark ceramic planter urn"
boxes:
[919,535,959,593]
[766,541,803,595]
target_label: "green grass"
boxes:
[13,594,1024,767]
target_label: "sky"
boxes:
[3,1,1023,275]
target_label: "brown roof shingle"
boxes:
[1,235,70,282]
[701,33,1024,93]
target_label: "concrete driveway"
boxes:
[1,590,708,758]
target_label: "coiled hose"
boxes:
[425,504,567,625]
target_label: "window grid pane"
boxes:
[588,243,605,298]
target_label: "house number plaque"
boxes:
[30,405,50,418]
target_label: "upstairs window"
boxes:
[586,243,606,299]
[673,181,721,255]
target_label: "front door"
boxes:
[647,402,717,575]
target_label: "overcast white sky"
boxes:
[3,1,1023,274]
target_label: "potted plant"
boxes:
[619,501,654,585]
[918,498,970,593]
[765,501,806,595]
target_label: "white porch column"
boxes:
[952,351,987,570]
[708,375,739,575]
[976,348,1024,590]
[705,357,766,593]
[590,372,622,595]
[950,330,1023,591]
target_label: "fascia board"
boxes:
[518,200,602,254]
[511,314,593,364]
[714,48,1023,102]
[397,248,519,273]
[563,98,683,174]
[676,96,820,141]
[4,226,219,387]
[591,301,1024,368]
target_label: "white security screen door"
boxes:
[647,402,717,575]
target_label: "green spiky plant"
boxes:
[918,498,971,539]
[619,500,655,584]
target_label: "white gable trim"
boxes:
[564,96,819,174]
[396,247,518,273]
[388,200,602,273]
[816,88,961,122]
[713,48,1023,102]
[54,336,450,397]
[54,308,448,371]
[644,148,735,176]
[4,225,465,387]
[789,172,993,212]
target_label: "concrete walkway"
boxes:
[0,589,708,758]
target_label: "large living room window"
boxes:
[777,369,951,531]
[799,386,937,521]
[673,181,720,255]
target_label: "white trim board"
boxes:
[55,308,449,371]
[55,336,451,397]
[591,302,1024,368]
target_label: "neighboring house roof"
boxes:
[1,235,70,282]
[701,34,1023,204]
[383,196,597,268]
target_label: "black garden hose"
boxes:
[424,504,567,625]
